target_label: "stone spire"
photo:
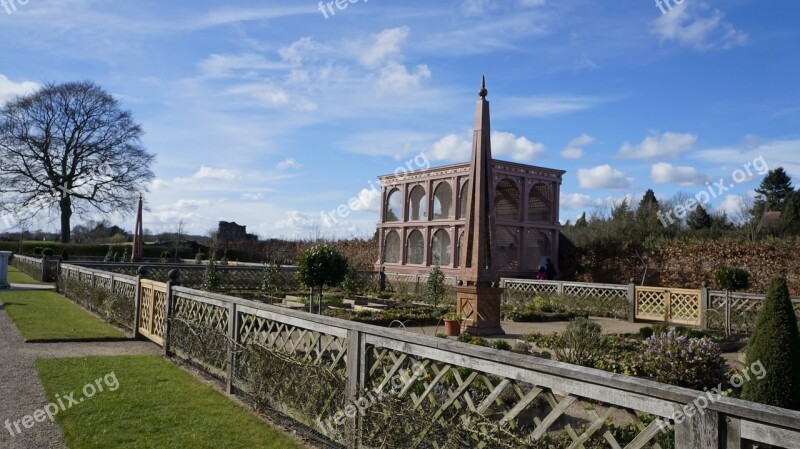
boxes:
[132,195,144,263]
[459,76,498,287]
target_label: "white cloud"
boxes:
[693,138,800,180]
[428,133,471,161]
[278,37,320,66]
[276,158,303,170]
[425,131,544,162]
[198,53,285,78]
[651,162,707,186]
[504,96,607,117]
[619,132,697,159]
[191,166,237,182]
[241,192,263,201]
[224,83,291,107]
[359,27,410,69]
[491,131,545,161]
[350,187,381,212]
[176,199,212,210]
[377,62,431,93]
[561,134,595,159]
[577,165,634,190]
[652,2,748,51]
[717,192,757,220]
[0,74,39,105]
[560,193,594,209]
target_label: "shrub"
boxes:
[261,261,284,296]
[714,266,750,291]
[491,340,511,351]
[104,246,113,262]
[202,250,220,292]
[296,245,348,297]
[639,330,726,390]
[639,327,654,339]
[41,248,54,257]
[341,264,363,296]
[552,317,603,367]
[742,276,800,410]
[426,266,446,307]
[195,250,204,265]
[33,247,43,256]
[456,332,488,346]
[121,247,129,262]
[511,341,531,355]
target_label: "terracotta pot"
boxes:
[444,319,461,337]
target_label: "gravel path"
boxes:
[0,302,160,449]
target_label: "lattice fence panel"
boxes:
[361,345,670,449]
[504,281,559,296]
[238,313,348,373]
[635,290,666,322]
[668,291,701,326]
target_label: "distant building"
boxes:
[758,211,782,230]
[374,160,565,278]
[217,221,258,246]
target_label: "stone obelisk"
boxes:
[132,195,145,263]
[456,77,505,336]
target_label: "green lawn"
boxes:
[37,356,306,449]
[6,265,48,284]
[0,290,126,341]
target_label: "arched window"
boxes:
[406,230,424,265]
[385,189,402,222]
[431,229,451,266]
[495,178,520,221]
[383,231,401,264]
[408,186,427,221]
[433,182,453,220]
[458,181,470,219]
[528,183,553,222]
[526,231,550,271]
[495,226,520,271]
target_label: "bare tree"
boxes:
[0,81,155,243]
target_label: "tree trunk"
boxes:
[60,196,72,243]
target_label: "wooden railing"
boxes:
[54,263,800,448]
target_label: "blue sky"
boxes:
[1,0,798,238]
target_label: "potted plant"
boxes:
[443,311,462,337]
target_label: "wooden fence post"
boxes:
[675,408,719,448]
[226,301,238,395]
[346,329,366,448]
[133,266,147,340]
[556,281,564,296]
[163,269,180,357]
[628,279,636,323]
[700,281,709,331]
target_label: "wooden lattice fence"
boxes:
[53,263,800,449]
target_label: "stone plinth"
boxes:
[456,285,505,336]
[0,251,11,289]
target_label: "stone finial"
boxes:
[479,76,488,98]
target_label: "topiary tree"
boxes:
[104,245,113,262]
[296,244,348,299]
[742,276,800,410]
[714,266,751,337]
[341,263,364,296]
[121,247,129,263]
[261,260,285,298]
[426,266,447,307]
[202,249,220,292]
[714,266,750,291]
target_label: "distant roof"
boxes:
[758,211,782,229]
